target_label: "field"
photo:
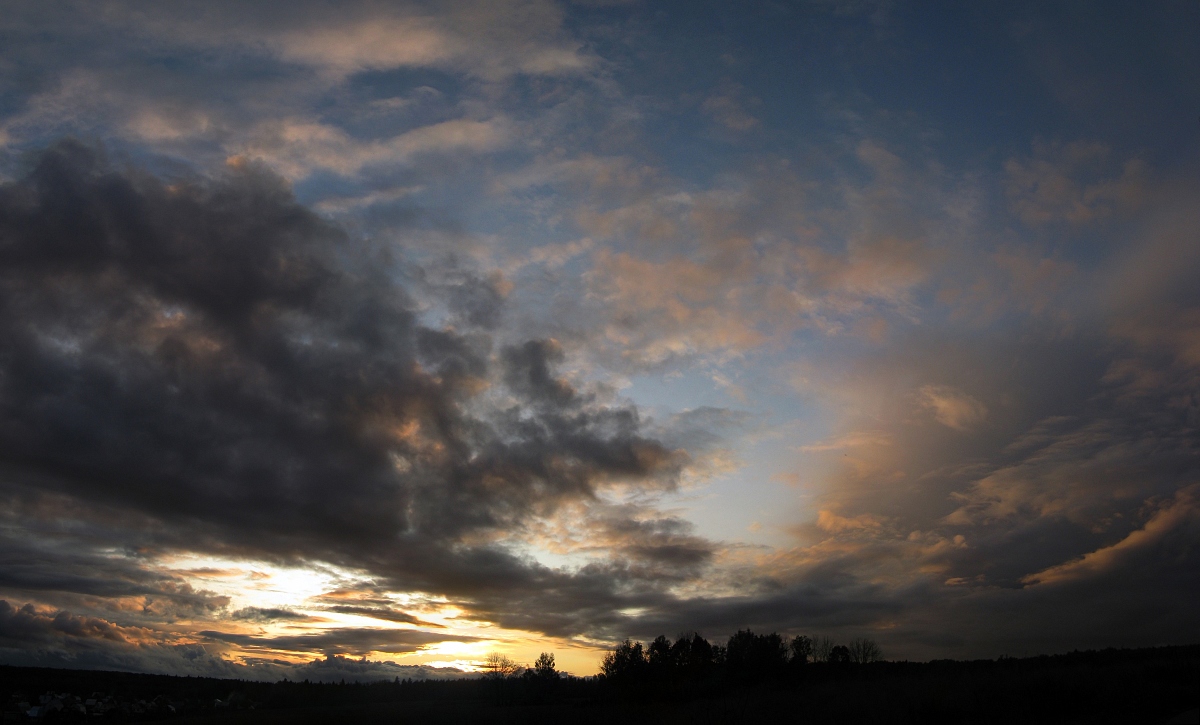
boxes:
[4,645,1198,724]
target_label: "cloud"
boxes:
[799,430,892,453]
[262,1,594,80]
[2,2,1199,671]
[271,16,465,74]
[321,606,441,627]
[0,516,231,622]
[816,510,886,534]
[496,136,970,375]
[0,600,474,681]
[0,1,581,204]
[917,385,987,431]
[1004,140,1146,225]
[0,601,162,648]
[95,1,596,82]
[282,654,474,682]
[0,140,694,655]
[701,84,760,132]
[1022,486,1200,586]
[583,248,767,367]
[270,14,592,81]
[0,600,246,678]
[230,607,314,623]
[231,117,511,180]
[200,627,477,657]
[531,502,718,579]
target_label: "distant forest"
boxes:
[3,639,1198,724]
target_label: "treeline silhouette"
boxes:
[599,631,881,699]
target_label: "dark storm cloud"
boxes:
[449,561,668,639]
[0,599,473,681]
[0,600,157,647]
[201,627,477,656]
[446,271,509,329]
[320,605,442,627]
[0,599,247,679]
[0,140,687,641]
[283,655,474,682]
[230,607,315,623]
[626,584,906,644]
[0,528,229,620]
[503,339,577,406]
[450,538,898,644]
[592,508,717,575]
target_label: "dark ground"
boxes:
[4,645,1198,724]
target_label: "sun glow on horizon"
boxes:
[146,552,611,674]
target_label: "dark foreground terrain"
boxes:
[3,645,1198,724]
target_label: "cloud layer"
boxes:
[1,0,1198,676]
[0,141,698,670]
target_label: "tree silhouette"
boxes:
[789,635,813,665]
[597,630,893,701]
[600,639,651,699]
[533,652,558,679]
[725,630,788,682]
[601,639,647,681]
[520,651,560,703]
[848,638,882,664]
[648,635,673,668]
[671,632,716,682]
[812,636,835,663]
[482,653,521,678]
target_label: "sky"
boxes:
[0,0,1198,680]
